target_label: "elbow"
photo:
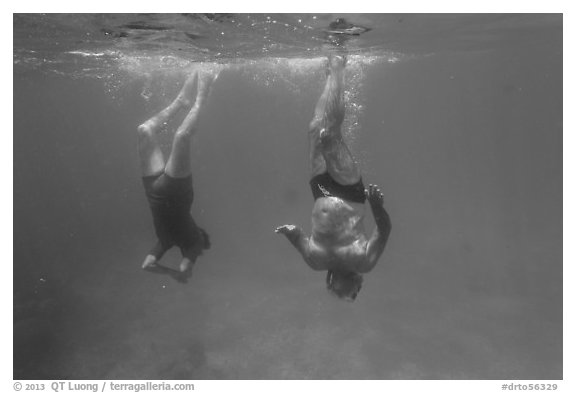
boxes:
[384,214,392,232]
[379,220,392,238]
[375,212,391,236]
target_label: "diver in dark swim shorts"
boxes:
[275,51,392,301]
[137,70,216,282]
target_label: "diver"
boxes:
[275,51,391,301]
[137,70,215,283]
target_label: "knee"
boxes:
[309,117,322,133]
[137,124,154,145]
[310,117,341,136]
[174,128,195,141]
[137,123,152,136]
[319,127,341,147]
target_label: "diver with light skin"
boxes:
[137,70,215,282]
[275,52,391,301]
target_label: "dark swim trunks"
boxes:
[142,173,203,260]
[309,172,366,204]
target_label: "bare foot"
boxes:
[328,53,347,73]
[179,257,193,273]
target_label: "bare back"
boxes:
[309,196,368,270]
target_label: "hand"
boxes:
[275,224,298,235]
[366,184,384,208]
[142,255,158,270]
[367,184,391,233]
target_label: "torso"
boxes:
[309,196,368,271]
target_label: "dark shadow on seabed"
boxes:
[13,29,562,379]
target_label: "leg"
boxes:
[321,135,361,185]
[137,124,165,177]
[308,56,344,177]
[137,72,198,176]
[308,130,326,177]
[308,62,334,177]
[310,54,360,184]
[308,122,327,177]
[165,72,216,178]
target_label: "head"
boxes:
[326,270,363,301]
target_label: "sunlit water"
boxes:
[13,14,562,379]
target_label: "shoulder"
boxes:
[306,240,330,271]
[339,239,371,271]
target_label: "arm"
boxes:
[275,225,324,271]
[142,241,192,284]
[360,184,391,273]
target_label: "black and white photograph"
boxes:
[12,10,564,384]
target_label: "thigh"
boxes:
[165,131,193,178]
[137,128,165,177]
[151,174,193,202]
[321,134,361,185]
[308,127,327,177]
